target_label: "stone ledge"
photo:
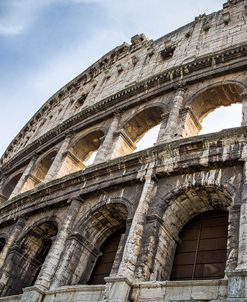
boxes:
[46,284,105,294]
[0,126,246,225]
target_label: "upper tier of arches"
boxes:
[1,0,247,167]
[0,77,246,202]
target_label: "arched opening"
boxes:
[20,151,58,193]
[184,84,243,138]
[151,185,232,281]
[4,221,57,296]
[135,124,161,152]
[113,107,163,157]
[170,210,228,281]
[199,104,242,134]
[73,130,104,165]
[34,150,58,182]
[88,228,126,284]
[57,130,105,178]
[56,202,129,287]
[0,237,6,252]
[2,173,22,199]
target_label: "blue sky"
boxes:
[1,0,238,157]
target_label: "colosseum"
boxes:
[0,0,247,301]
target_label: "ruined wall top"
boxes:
[1,0,247,168]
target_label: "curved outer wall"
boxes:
[0,0,247,301]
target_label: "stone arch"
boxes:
[19,149,59,192]
[3,219,58,296]
[120,102,165,128]
[1,169,24,200]
[16,215,60,245]
[183,81,244,137]
[110,105,165,158]
[151,185,233,281]
[59,199,129,286]
[71,129,105,162]
[77,200,129,247]
[57,127,106,173]
[121,106,164,144]
[77,197,133,227]
[32,149,58,182]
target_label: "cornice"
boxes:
[1,42,247,172]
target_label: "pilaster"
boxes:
[44,134,72,183]
[241,90,247,126]
[9,156,37,199]
[0,216,27,270]
[156,87,186,143]
[104,170,157,301]
[94,111,122,164]
[33,197,83,292]
[0,216,27,295]
[50,232,99,289]
[226,157,247,301]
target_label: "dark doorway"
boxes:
[171,210,228,281]
[88,229,125,284]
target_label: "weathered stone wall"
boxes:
[0,0,247,301]
[1,0,247,165]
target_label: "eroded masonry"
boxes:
[0,1,247,301]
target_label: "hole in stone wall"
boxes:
[0,238,6,252]
[55,130,104,178]
[199,104,242,135]
[84,150,97,166]
[5,221,57,296]
[2,173,23,199]
[135,124,161,152]
[34,151,58,182]
[88,228,126,285]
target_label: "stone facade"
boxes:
[0,0,247,301]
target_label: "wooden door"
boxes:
[88,229,123,284]
[171,210,228,280]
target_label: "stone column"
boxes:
[156,113,169,143]
[105,170,157,302]
[0,216,27,269]
[0,216,27,293]
[0,174,7,202]
[33,197,83,291]
[236,160,247,270]
[9,156,37,199]
[135,215,161,281]
[44,135,72,183]
[225,205,240,272]
[94,112,121,164]
[225,154,247,301]
[50,232,99,289]
[241,90,247,126]
[156,88,186,143]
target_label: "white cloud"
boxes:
[0,23,24,35]
[0,0,59,36]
